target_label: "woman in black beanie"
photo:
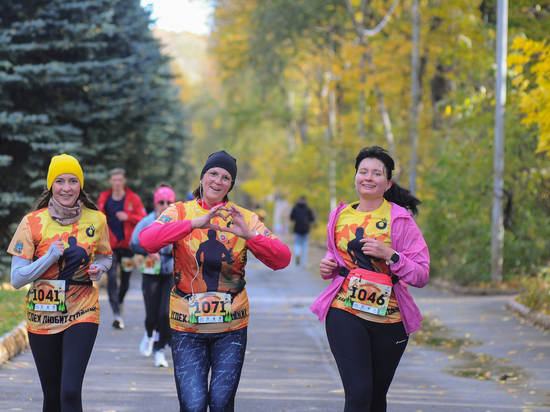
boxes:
[140,150,291,412]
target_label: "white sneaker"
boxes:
[140,332,154,357]
[112,316,125,330]
[154,350,168,367]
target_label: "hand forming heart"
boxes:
[191,204,256,240]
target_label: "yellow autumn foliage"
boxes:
[509,37,550,156]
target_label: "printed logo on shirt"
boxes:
[127,202,134,210]
[376,218,388,230]
[14,240,23,254]
[159,215,171,223]
[86,224,95,237]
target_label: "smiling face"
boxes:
[201,167,233,205]
[355,158,392,201]
[52,173,81,207]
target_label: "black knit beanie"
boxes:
[200,150,238,192]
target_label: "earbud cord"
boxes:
[186,184,203,302]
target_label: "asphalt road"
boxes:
[1,238,550,412]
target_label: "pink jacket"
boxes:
[309,200,430,334]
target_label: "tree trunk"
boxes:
[409,0,420,195]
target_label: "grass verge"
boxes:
[0,286,27,335]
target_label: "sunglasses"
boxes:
[157,200,172,206]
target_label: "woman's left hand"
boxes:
[219,205,256,240]
[88,265,101,281]
[360,237,394,261]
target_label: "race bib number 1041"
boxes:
[28,280,67,312]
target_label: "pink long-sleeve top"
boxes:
[309,200,430,334]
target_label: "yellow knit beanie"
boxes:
[47,154,84,190]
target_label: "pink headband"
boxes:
[154,187,175,205]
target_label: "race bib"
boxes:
[28,280,67,312]
[188,292,232,324]
[121,257,135,271]
[344,272,392,316]
[142,257,161,275]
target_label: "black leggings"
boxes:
[106,248,134,315]
[28,322,98,412]
[326,308,408,412]
[142,273,172,350]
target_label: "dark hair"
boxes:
[30,188,99,213]
[355,146,421,215]
[155,181,172,190]
[109,167,126,177]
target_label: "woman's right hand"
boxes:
[51,238,65,256]
[190,204,227,231]
[319,257,338,277]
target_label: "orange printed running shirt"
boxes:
[330,200,402,324]
[8,207,112,334]
[155,200,276,333]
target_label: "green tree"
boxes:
[0,0,188,279]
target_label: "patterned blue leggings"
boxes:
[171,327,247,412]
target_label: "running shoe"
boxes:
[112,316,125,330]
[154,350,168,367]
[140,332,154,357]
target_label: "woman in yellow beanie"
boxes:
[7,154,113,412]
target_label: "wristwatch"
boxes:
[386,251,400,265]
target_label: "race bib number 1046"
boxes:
[344,276,391,316]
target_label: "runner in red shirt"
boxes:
[98,167,146,329]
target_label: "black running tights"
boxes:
[28,322,98,412]
[325,308,409,412]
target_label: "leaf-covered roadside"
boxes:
[516,270,550,316]
[0,287,27,336]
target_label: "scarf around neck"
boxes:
[49,196,83,226]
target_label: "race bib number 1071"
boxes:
[188,292,232,324]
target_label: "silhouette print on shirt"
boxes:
[347,227,378,271]
[195,229,233,291]
[57,236,90,280]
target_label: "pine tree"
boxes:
[0,0,188,278]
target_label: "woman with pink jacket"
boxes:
[310,146,430,412]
